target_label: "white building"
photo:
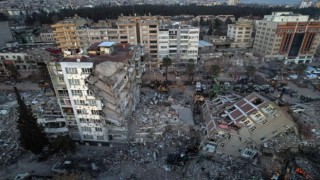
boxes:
[227,18,254,48]
[228,0,240,6]
[158,23,199,66]
[299,0,313,8]
[48,42,144,145]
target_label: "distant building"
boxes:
[0,44,57,79]
[0,21,13,49]
[228,0,240,6]
[47,42,144,145]
[227,18,254,48]
[52,15,200,68]
[200,93,298,157]
[315,0,320,8]
[253,12,320,64]
[299,0,313,8]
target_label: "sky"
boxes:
[241,0,316,4]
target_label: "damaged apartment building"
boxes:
[47,42,144,146]
[200,92,298,158]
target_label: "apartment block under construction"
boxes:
[47,42,144,145]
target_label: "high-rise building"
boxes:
[228,0,240,6]
[47,42,144,145]
[158,23,199,65]
[253,12,320,64]
[227,18,254,48]
[51,15,88,57]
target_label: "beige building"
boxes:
[47,42,144,145]
[201,93,297,157]
[253,12,320,64]
[227,18,254,48]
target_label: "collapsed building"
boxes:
[47,42,144,145]
[201,92,298,158]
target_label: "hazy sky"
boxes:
[241,0,316,4]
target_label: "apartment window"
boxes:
[79,118,89,123]
[81,126,92,132]
[150,40,157,43]
[74,100,85,105]
[149,30,157,33]
[88,100,96,106]
[91,110,101,115]
[71,90,83,96]
[77,109,87,114]
[261,120,268,124]
[68,79,80,85]
[95,127,102,132]
[82,68,92,75]
[272,130,278,135]
[149,25,157,28]
[97,135,104,140]
[250,126,256,131]
[94,119,101,123]
[87,90,93,96]
[58,76,64,82]
[260,137,266,141]
[83,135,93,139]
[66,68,78,74]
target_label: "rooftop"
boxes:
[0,44,56,54]
[98,42,116,47]
[55,43,138,64]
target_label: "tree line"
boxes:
[25,5,320,25]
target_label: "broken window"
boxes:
[251,98,263,106]
[87,90,93,96]
[260,137,266,141]
[58,90,69,97]
[91,110,101,115]
[81,68,92,75]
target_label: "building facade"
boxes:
[158,23,199,66]
[201,93,297,157]
[228,0,240,6]
[47,42,144,145]
[253,12,320,64]
[227,18,254,48]
[51,15,200,67]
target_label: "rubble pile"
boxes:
[184,155,263,179]
[0,93,23,167]
[131,87,193,143]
